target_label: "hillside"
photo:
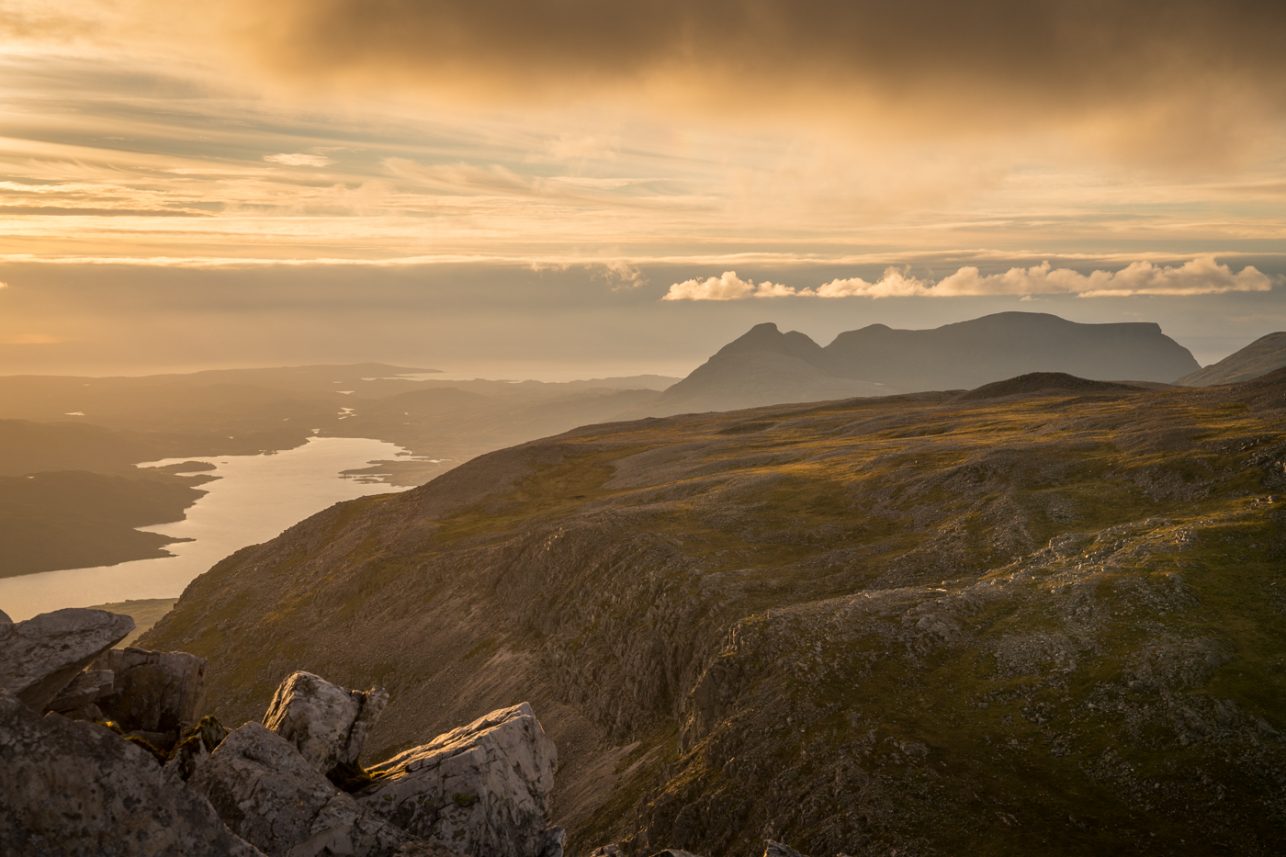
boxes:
[641,313,1198,416]
[1178,331,1286,387]
[143,370,1286,856]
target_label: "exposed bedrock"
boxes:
[94,646,209,734]
[44,667,115,721]
[263,669,389,777]
[0,689,263,857]
[0,608,134,709]
[359,702,563,857]
[188,720,413,857]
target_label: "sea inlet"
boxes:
[0,436,417,621]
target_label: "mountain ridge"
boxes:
[1178,331,1286,387]
[640,311,1199,417]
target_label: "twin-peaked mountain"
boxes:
[640,311,1200,416]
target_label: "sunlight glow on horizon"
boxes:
[0,1,1283,375]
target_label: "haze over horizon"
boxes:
[2,0,1284,376]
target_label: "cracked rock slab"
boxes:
[263,670,388,776]
[359,702,560,857]
[189,721,412,857]
[94,647,208,734]
[0,608,134,709]
[0,690,263,857]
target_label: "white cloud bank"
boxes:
[662,271,796,300]
[662,256,1275,300]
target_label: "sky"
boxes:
[1,0,1285,378]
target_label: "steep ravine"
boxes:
[143,371,1286,856]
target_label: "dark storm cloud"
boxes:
[231,0,1286,120]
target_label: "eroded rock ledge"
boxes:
[0,607,573,857]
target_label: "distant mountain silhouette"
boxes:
[639,312,1199,416]
[636,323,888,416]
[1177,331,1286,386]
[822,312,1197,390]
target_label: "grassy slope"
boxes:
[142,373,1286,856]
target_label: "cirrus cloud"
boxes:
[665,257,1275,301]
[264,153,334,167]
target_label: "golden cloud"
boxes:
[665,257,1277,300]
[211,1,1286,155]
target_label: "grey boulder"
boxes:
[45,668,114,719]
[263,670,389,776]
[0,689,262,856]
[95,646,208,734]
[0,608,134,709]
[359,702,561,857]
[189,721,412,857]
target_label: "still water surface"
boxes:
[0,436,415,621]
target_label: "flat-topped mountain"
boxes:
[1178,331,1286,386]
[823,311,1197,389]
[143,369,1286,856]
[641,312,1198,416]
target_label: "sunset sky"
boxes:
[2,0,1285,377]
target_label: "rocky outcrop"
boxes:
[189,721,412,857]
[359,702,562,857]
[263,670,388,777]
[0,608,134,709]
[0,689,263,856]
[45,667,115,720]
[0,610,559,857]
[166,714,231,781]
[94,647,208,735]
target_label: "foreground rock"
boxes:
[263,670,388,777]
[94,647,208,735]
[166,714,230,781]
[190,721,413,857]
[45,667,115,721]
[359,702,562,857]
[0,608,134,709]
[0,690,262,856]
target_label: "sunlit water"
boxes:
[0,436,417,621]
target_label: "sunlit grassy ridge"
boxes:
[144,374,1286,856]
